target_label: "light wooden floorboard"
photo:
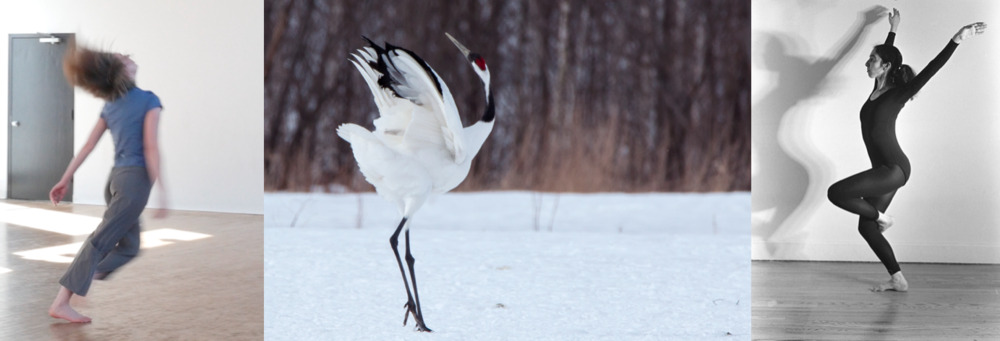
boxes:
[753,260,1000,340]
[0,199,262,340]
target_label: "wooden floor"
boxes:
[0,199,262,340]
[753,260,1000,340]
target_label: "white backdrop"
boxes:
[752,0,1000,263]
[0,1,263,214]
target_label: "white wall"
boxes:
[0,0,263,214]
[752,0,1000,264]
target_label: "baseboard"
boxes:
[752,240,1000,264]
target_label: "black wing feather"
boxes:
[361,36,444,101]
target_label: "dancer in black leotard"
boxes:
[827,8,986,292]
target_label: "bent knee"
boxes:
[827,183,843,203]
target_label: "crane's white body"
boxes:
[337,40,493,218]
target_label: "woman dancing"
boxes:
[827,9,986,292]
[48,45,168,322]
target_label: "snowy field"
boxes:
[265,191,750,340]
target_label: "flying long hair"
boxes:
[873,44,917,99]
[62,44,134,101]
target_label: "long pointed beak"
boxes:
[445,32,471,58]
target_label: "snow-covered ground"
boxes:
[265,191,750,340]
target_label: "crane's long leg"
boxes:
[405,229,431,332]
[389,217,419,328]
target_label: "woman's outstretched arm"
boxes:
[50,118,107,204]
[903,22,987,98]
[143,107,169,218]
[953,22,988,44]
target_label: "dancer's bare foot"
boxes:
[871,271,908,292]
[877,212,894,233]
[49,286,91,323]
[48,303,91,323]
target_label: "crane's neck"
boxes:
[464,85,495,161]
[481,86,495,123]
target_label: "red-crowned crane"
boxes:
[336,33,494,332]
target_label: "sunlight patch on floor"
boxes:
[140,228,212,248]
[0,202,101,236]
[0,267,10,274]
[12,228,212,263]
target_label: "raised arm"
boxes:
[953,22,987,44]
[889,8,900,33]
[903,22,986,98]
[50,118,107,204]
[885,8,899,45]
[143,107,169,218]
[885,32,896,47]
[869,9,899,92]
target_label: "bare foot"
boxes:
[49,303,91,323]
[877,212,894,233]
[871,271,908,292]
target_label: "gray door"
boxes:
[8,34,74,201]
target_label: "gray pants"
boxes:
[60,167,152,296]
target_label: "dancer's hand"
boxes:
[888,8,900,32]
[49,180,69,205]
[862,5,889,25]
[953,22,987,44]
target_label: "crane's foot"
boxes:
[403,301,432,332]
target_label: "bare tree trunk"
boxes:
[264,0,750,193]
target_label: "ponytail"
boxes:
[888,64,915,88]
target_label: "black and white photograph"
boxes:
[752,0,1000,339]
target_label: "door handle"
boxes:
[10,121,19,127]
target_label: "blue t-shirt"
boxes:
[100,87,162,168]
